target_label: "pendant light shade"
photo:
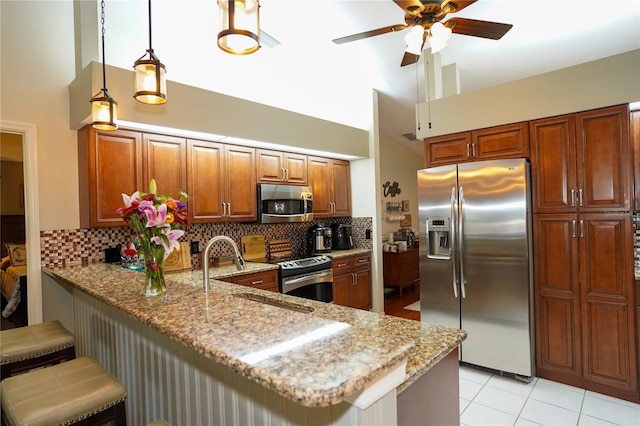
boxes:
[217,0,260,55]
[429,22,452,54]
[90,89,118,131]
[134,50,167,104]
[134,0,167,104]
[91,0,118,131]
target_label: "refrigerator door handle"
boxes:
[450,187,458,298]
[458,186,466,299]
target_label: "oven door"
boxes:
[281,269,333,303]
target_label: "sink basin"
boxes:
[233,293,314,314]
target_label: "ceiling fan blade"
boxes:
[441,0,478,13]
[332,24,407,44]
[445,17,513,40]
[401,52,420,67]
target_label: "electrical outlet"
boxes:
[365,229,371,240]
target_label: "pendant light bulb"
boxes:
[91,0,118,131]
[134,0,167,104]
[217,0,260,55]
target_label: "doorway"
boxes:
[0,122,42,326]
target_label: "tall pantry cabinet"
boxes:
[531,104,638,403]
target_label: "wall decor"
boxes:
[383,181,401,197]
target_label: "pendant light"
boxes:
[134,0,167,104]
[217,0,260,55]
[90,0,118,131]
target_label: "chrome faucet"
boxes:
[202,235,246,291]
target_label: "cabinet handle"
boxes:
[572,220,577,238]
[357,258,367,264]
[472,143,477,158]
[570,188,575,207]
[466,143,471,159]
[280,168,286,181]
[222,202,227,217]
[337,262,348,268]
[352,273,356,285]
[226,202,231,217]
[578,188,583,207]
[579,219,584,238]
[251,280,264,285]
[284,168,289,181]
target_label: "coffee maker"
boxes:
[331,224,354,250]
[306,224,332,255]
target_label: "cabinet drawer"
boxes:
[332,257,353,273]
[352,254,371,269]
[230,270,279,292]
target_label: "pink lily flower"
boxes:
[144,203,167,228]
[121,191,141,208]
[151,227,185,257]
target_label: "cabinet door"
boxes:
[283,153,307,185]
[353,267,372,310]
[533,214,582,378]
[308,156,332,217]
[333,271,352,307]
[576,105,631,212]
[143,133,187,197]
[423,132,471,167]
[530,115,577,213]
[78,127,143,227]
[472,122,529,160]
[225,145,256,221]
[580,214,637,392]
[256,149,284,183]
[331,159,351,217]
[187,140,225,222]
[631,110,640,212]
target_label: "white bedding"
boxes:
[1,264,26,318]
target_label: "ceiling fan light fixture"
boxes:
[217,0,260,55]
[404,25,425,56]
[428,22,452,53]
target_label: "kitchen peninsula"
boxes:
[43,263,465,426]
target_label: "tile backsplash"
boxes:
[40,217,373,268]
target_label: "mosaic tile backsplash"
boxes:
[40,217,373,268]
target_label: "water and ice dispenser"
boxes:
[426,217,451,259]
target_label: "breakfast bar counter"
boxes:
[42,262,465,425]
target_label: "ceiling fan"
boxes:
[332,0,513,66]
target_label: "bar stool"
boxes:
[0,356,127,425]
[0,320,75,379]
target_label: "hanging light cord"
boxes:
[425,58,432,129]
[147,0,153,51]
[415,60,421,132]
[100,0,107,90]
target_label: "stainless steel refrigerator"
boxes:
[418,158,534,379]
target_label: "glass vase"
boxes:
[143,247,166,297]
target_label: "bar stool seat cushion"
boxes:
[1,320,74,364]
[1,356,127,425]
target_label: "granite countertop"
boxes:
[43,262,465,407]
[328,248,371,259]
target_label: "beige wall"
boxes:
[417,49,640,139]
[378,132,423,238]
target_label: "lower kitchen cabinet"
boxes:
[534,213,639,403]
[332,253,372,310]
[219,269,279,292]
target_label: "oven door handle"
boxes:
[284,271,332,285]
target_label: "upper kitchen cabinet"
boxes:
[631,109,640,212]
[257,149,307,185]
[307,157,351,218]
[531,104,631,213]
[187,140,256,223]
[78,126,143,228]
[423,122,529,167]
[142,133,187,197]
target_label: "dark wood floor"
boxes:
[383,285,420,321]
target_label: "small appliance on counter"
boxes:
[306,224,332,256]
[330,223,354,250]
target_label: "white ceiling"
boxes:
[105,0,640,154]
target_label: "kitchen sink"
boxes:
[233,293,314,314]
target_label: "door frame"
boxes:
[1,121,42,324]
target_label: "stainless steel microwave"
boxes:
[257,184,313,223]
